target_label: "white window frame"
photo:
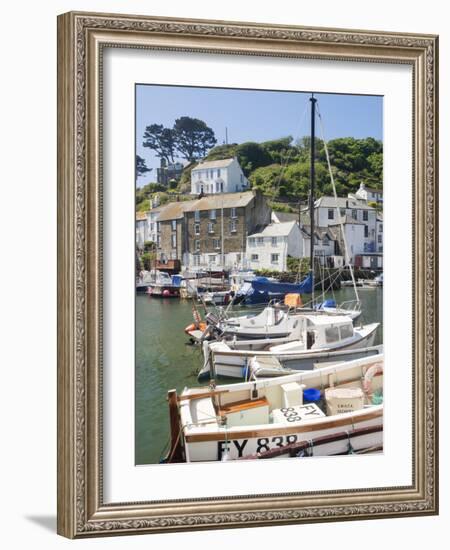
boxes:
[251,254,259,261]
[271,253,279,264]
[194,239,200,252]
[208,222,214,234]
[171,220,177,232]
[231,207,237,219]
[171,234,176,249]
[209,209,216,220]
[271,236,278,247]
[194,210,200,221]
[230,219,237,233]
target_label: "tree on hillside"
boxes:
[173,117,217,161]
[236,142,273,175]
[136,155,152,177]
[142,124,177,162]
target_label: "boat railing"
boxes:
[338,299,361,312]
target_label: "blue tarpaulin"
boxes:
[250,272,313,295]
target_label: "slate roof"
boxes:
[191,158,235,171]
[248,221,298,238]
[315,196,375,210]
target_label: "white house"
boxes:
[376,213,383,253]
[314,196,378,254]
[135,211,148,251]
[246,221,302,272]
[329,216,366,265]
[354,182,383,204]
[299,225,339,266]
[146,205,163,248]
[190,158,249,195]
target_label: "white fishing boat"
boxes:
[198,314,379,380]
[165,354,383,463]
[214,299,361,341]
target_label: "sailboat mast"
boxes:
[310,94,317,304]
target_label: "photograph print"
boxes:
[135,85,384,465]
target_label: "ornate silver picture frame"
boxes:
[57,11,438,538]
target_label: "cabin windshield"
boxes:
[339,324,354,340]
[325,326,340,343]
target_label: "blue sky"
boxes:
[136,85,383,187]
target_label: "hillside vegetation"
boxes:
[136,136,382,211]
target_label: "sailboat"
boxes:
[194,95,362,342]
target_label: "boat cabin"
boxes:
[269,315,355,353]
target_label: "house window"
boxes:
[378,234,382,243]
[217,169,221,177]
[328,209,334,220]
[157,235,161,247]
[208,222,214,234]
[220,182,224,192]
[215,182,220,192]
[251,254,259,261]
[194,240,200,252]
[340,208,346,217]
[257,237,264,245]
[248,237,255,247]
[229,219,237,233]
[193,255,200,266]
[157,222,160,233]
[171,220,176,231]
[213,238,221,249]
[194,211,200,223]
[364,225,369,238]
[194,223,200,235]
[271,237,278,247]
[209,255,216,265]
[379,223,383,233]
[352,209,358,220]
[271,253,279,264]
[210,209,216,220]
[240,174,243,183]
[323,237,330,246]
[231,207,237,218]
[363,210,369,221]
[171,234,176,248]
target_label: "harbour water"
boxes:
[135,287,383,465]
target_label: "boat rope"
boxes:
[273,102,310,197]
[316,104,361,308]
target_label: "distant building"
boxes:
[147,205,164,248]
[354,253,383,270]
[155,191,270,270]
[314,196,377,255]
[376,213,383,253]
[157,158,184,187]
[299,225,339,266]
[135,211,148,252]
[190,158,249,195]
[328,216,366,265]
[246,221,302,272]
[353,182,383,204]
[271,211,300,224]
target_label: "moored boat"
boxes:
[165,354,383,463]
[198,314,379,381]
